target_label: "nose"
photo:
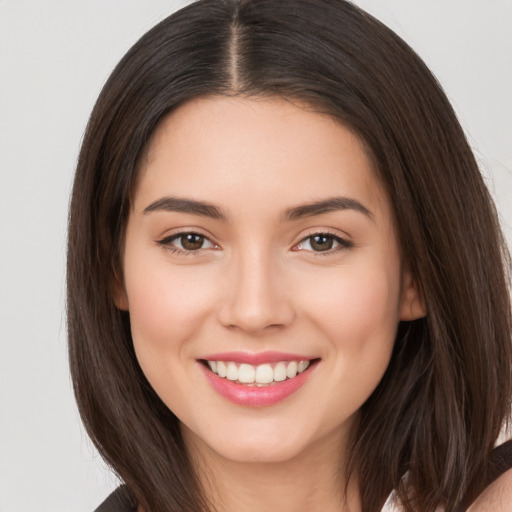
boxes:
[217,247,295,334]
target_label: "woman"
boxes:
[67,0,512,510]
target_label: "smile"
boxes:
[205,360,311,385]
[199,353,319,407]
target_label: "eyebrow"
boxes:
[282,197,374,222]
[143,196,228,221]
[142,196,373,222]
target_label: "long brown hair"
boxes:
[67,1,512,510]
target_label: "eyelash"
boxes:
[157,231,353,255]
[158,231,217,256]
[293,230,353,255]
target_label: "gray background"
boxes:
[0,1,510,511]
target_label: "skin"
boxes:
[468,469,512,511]
[116,96,425,511]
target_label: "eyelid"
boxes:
[292,229,353,254]
[156,227,352,256]
[157,228,220,255]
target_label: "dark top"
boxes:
[94,440,512,512]
[94,485,137,512]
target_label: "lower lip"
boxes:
[199,361,317,407]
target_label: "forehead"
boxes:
[134,96,388,219]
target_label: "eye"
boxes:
[295,233,351,253]
[158,232,217,253]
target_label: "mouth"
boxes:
[198,354,320,407]
[201,359,314,386]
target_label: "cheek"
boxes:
[298,259,401,392]
[122,249,219,365]
[122,255,223,415]
[305,264,400,338]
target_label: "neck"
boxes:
[185,427,361,512]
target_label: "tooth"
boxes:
[238,363,256,383]
[274,362,287,382]
[217,361,227,378]
[212,360,309,383]
[298,360,309,373]
[286,361,298,379]
[255,363,274,384]
[226,362,239,381]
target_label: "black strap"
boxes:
[457,440,512,511]
[94,485,137,512]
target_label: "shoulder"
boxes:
[467,467,512,511]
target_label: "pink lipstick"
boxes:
[198,352,319,407]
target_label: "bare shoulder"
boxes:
[467,467,512,511]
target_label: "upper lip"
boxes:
[199,351,318,365]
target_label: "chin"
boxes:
[219,437,309,464]
[181,414,347,466]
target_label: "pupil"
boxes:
[311,235,333,251]
[181,234,204,250]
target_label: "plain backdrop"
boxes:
[0,1,510,511]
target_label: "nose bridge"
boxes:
[219,242,293,333]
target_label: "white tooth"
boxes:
[255,363,274,384]
[238,363,256,383]
[226,362,239,381]
[274,362,287,382]
[207,361,217,373]
[217,361,227,378]
[298,360,310,373]
[286,361,298,378]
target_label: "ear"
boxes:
[399,270,426,321]
[112,270,129,311]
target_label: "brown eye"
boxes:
[295,233,352,253]
[180,233,205,250]
[158,232,216,253]
[310,235,334,251]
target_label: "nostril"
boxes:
[217,301,296,334]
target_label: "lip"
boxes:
[200,351,316,365]
[198,356,319,407]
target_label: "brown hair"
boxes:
[67,1,512,510]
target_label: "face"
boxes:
[117,96,424,465]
